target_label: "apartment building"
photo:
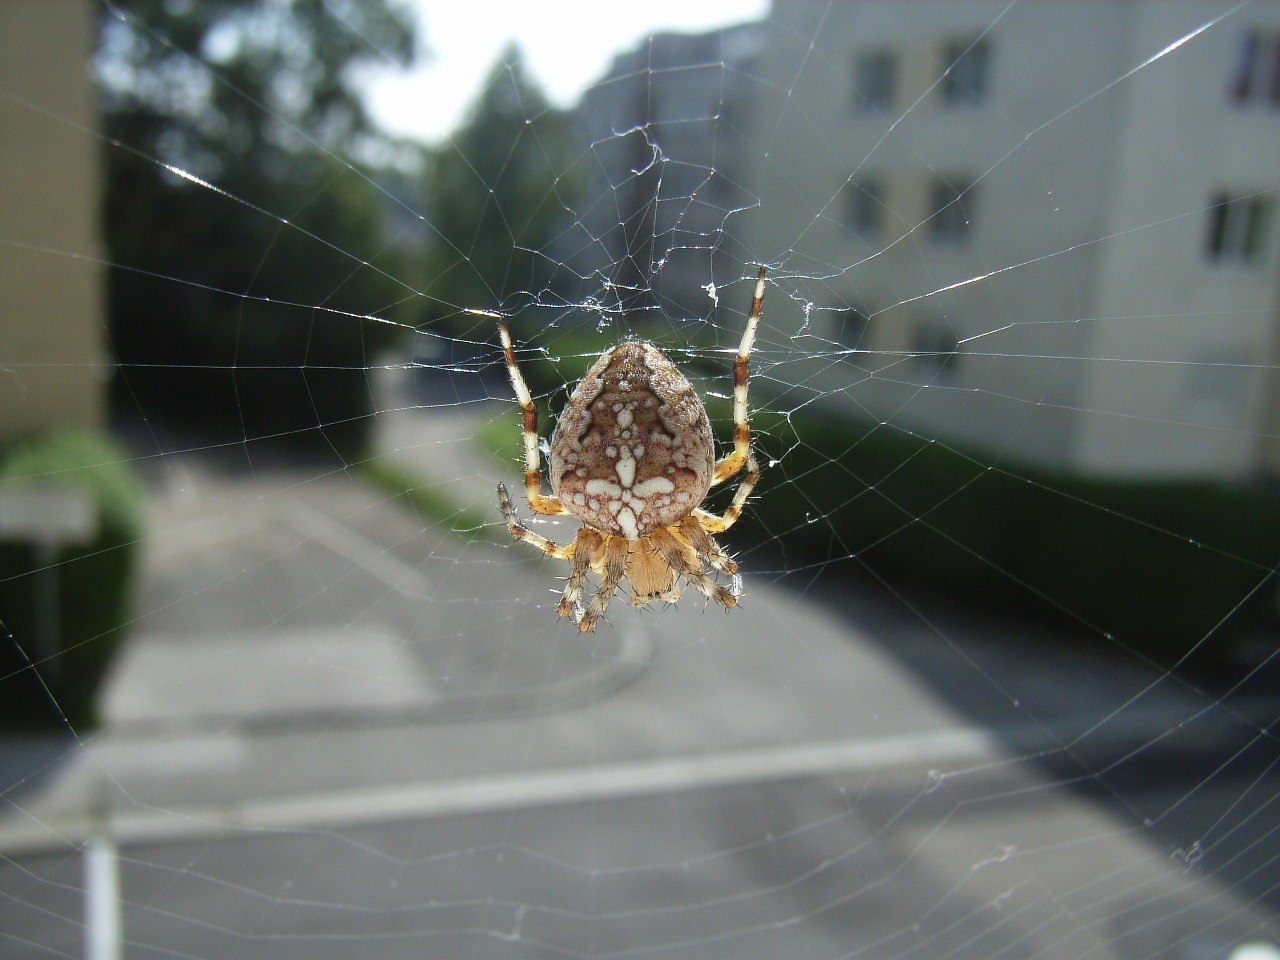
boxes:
[0,0,106,440]
[554,24,765,324]
[735,1,1280,480]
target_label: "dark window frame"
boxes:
[1205,192,1272,263]
[854,48,897,114]
[939,36,992,108]
[844,177,887,238]
[1229,29,1280,106]
[928,176,976,245]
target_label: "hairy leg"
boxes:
[579,535,629,632]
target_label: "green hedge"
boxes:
[357,455,495,543]
[747,409,1280,667]
[0,429,145,730]
[490,341,1280,667]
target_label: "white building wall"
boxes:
[1079,2,1280,478]
[739,1,1280,480]
[737,2,1138,468]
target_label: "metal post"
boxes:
[84,824,123,960]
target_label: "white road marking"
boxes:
[2,699,1269,856]
[0,728,997,854]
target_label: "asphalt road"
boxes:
[2,370,1279,958]
[3,739,1278,959]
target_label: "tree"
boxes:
[98,0,422,458]
[421,47,577,332]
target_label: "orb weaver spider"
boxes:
[497,266,765,632]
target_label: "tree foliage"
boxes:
[420,47,577,331]
[98,0,422,458]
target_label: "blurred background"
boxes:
[3,1,1280,957]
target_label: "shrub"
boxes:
[749,409,1280,668]
[0,428,145,730]
[481,339,1280,668]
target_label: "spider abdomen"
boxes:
[549,341,714,540]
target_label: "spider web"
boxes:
[3,2,1280,958]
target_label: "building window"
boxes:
[854,49,897,114]
[1229,30,1280,106]
[1205,193,1272,263]
[844,177,886,238]
[913,319,959,380]
[939,36,991,107]
[928,177,975,245]
[837,307,871,352]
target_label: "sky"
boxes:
[363,0,770,145]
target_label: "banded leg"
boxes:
[711,265,766,486]
[697,449,759,534]
[579,535,629,633]
[557,527,603,621]
[675,515,737,576]
[498,482,572,558]
[650,527,737,609]
[497,319,569,516]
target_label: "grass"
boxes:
[357,455,499,544]
[474,409,524,469]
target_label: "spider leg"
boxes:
[579,535,629,633]
[497,482,573,558]
[696,449,759,534]
[557,527,603,621]
[650,528,737,610]
[675,515,737,576]
[711,265,765,487]
[497,319,570,516]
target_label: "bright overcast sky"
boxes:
[364,0,770,145]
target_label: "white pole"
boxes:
[84,826,123,960]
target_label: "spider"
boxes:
[496,265,766,632]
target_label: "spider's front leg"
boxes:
[697,449,759,534]
[498,319,570,517]
[497,482,573,558]
[499,484,605,626]
[711,265,766,486]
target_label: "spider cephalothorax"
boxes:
[497,266,765,632]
